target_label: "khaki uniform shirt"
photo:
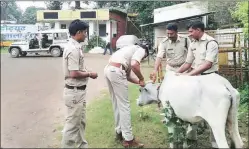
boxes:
[186,33,219,73]
[157,35,190,68]
[109,45,145,72]
[63,38,89,86]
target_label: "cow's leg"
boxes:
[209,125,218,148]
[209,123,229,148]
[207,99,230,149]
[227,90,243,148]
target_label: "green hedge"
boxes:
[85,35,106,52]
[239,83,249,105]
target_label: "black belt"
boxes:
[201,71,218,75]
[65,84,86,90]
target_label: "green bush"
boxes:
[238,83,249,105]
[85,34,106,52]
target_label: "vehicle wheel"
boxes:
[10,48,20,58]
[51,47,61,57]
[59,51,63,57]
[20,52,27,57]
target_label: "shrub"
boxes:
[85,34,106,52]
[238,83,249,105]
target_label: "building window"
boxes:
[44,12,58,19]
[99,24,106,37]
[43,12,58,19]
[81,11,96,18]
[61,24,66,29]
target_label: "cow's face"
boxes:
[137,82,160,106]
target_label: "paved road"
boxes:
[1,53,110,148]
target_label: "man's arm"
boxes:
[177,62,192,73]
[177,42,195,73]
[150,42,166,82]
[154,58,163,72]
[67,51,95,79]
[127,75,139,84]
[69,71,91,79]
[153,42,166,72]
[131,60,144,81]
[187,61,212,76]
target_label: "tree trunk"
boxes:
[75,1,81,9]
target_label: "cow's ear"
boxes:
[144,88,148,92]
[139,88,142,92]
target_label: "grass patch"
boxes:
[1,47,8,54]
[84,85,168,148]
[53,85,168,148]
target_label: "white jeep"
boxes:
[8,29,70,58]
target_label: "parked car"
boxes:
[8,29,70,58]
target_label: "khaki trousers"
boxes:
[61,88,88,148]
[104,65,134,141]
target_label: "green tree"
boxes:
[20,6,45,24]
[231,1,248,38]
[45,1,63,10]
[129,1,184,25]
[0,1,22,23]
[66,1,91,9]
[75,1,81,9]
[206,0,238,29]
[95,1,128,9]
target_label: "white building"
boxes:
[140,1,212,47]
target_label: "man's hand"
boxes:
[139,79,145,87]
[150,70,157,83]
[89,72,98,79]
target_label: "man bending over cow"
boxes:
[177,20,219,76]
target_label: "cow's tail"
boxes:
[223,79,239,120]
[223,78,243,148]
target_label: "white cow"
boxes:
[137,71,243,148]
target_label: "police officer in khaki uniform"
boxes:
[176,20,219,148]
[150,23,191,82]
[62,19,98,148]
[104,43,149,148]
[150,23,198,142]
[177,20,219,76]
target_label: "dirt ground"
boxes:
[1,53,111,148]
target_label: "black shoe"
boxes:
[115,132,123,142]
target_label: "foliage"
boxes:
[129,1,184,25]
[201,0,239,29]
[66,1,91,9]
[45,1,63,10]
[231,1,249,39]
[238,83,249,105]
[85,35,106,52]
[0,1,22,23]
[164,101,190,148]
[96,1,128,9]
[94,1,183,37]
[75,1,81,9]
[20,6,45,24]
